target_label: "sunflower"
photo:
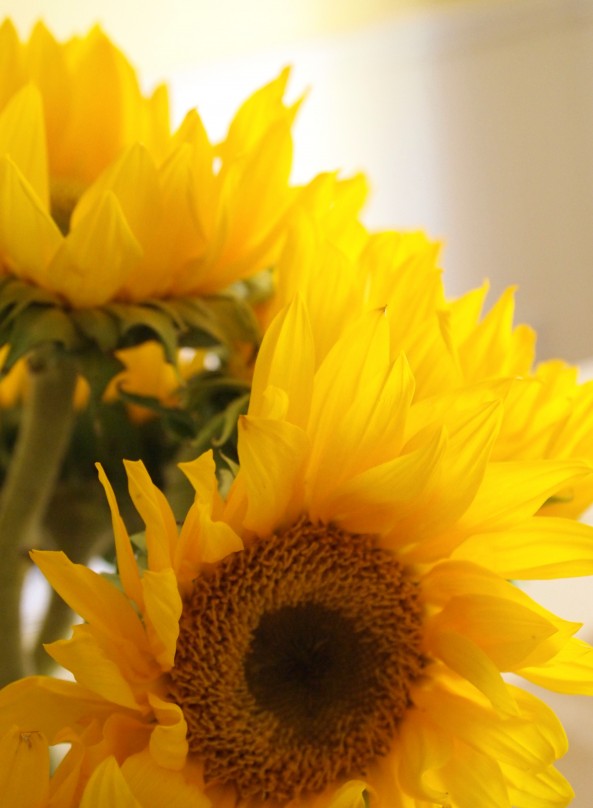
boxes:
[268,215,593,518]
[0,20,302,308]
[1,297,593,806]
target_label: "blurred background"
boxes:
[7,0,593,802]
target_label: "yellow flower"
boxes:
[270,217,593,517]
[2,298,593,806]
[0,20,297,309]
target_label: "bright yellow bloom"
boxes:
[269,215,593,517]
[2,298,593,806]
[0,20,298,308]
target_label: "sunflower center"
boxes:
[169,519,426,803]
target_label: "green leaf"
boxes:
[76,347,125,399]
[3,306,83,372]
[110,303,179,362]
[70,308,121,352]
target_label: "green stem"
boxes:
[0,350,77,686]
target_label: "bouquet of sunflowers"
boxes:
[0,19,592,808]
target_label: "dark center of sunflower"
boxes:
[169,519,426,803]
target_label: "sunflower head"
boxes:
[1,295,592,807]
[0,22,316,398]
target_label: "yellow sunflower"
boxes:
[0,20,298,310]
[1,297,593,806]
[269,215,593,517]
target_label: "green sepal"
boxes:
[0,277,262,399]
[2,306,83,372]
[115,387,196,441]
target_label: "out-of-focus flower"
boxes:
[0,21,300,308]
[2,298,593,806]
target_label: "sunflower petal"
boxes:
[439,743,511,808]
[0,726,49,808]
[397,712,451,804]
[426,593,558,670]
[48,190,141,307]
[237,415,309,536]
[426,628,518,714]
[249,295,315,429]
[0,83,49,207]
[31,550,149,652]
[124,460,178,572]
[96,463,143,609]
[45,625,140,710]
[80,756,142,808]
[121,749,210,808]
[0,155,62,284]
[519,636,593,695]
[147,694,188,771]
[141,569,182,670]
[0,677,110,744]
[500,760,574,808]
[455,516,593,579]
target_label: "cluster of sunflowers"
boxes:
[1,18,593,808]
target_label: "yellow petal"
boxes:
[415,681,564,771]
[0,155,62,284]
[121,749,210,808]
[0,20,25,110]
[48,190,141,307]
[308,308,390,468]
[178,449,219,508]
[31,550,148,653]
[426,594,558,671]
[0,83,49,207]
[45,625,140,710]
[0,676,110,744]
[124,460,178,572]
[455,516,593,579]
[126,143,201,300]
[96,463,144,609]
[308,353,416,507]
[221,67,291,162]
[439,742,511,808]
[421,560,580,669]
[458,459,593,535]
[26,22,70,155]
[237,415,309,536]
[147,694,188,771]
[249,296,315,429]
[214,119,292,269]
[426,629,518,715]
[320,427,446,535]
[80,756,142,808]
[397,712,451,804]
[0,726,49,808]
[59,27,143,183]
[174,500,243,578]
[519,636,593,695]
[71,143,161,246]
[501,760,574,808]
[141,569,182,670]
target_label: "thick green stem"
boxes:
[0,350,77,686]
